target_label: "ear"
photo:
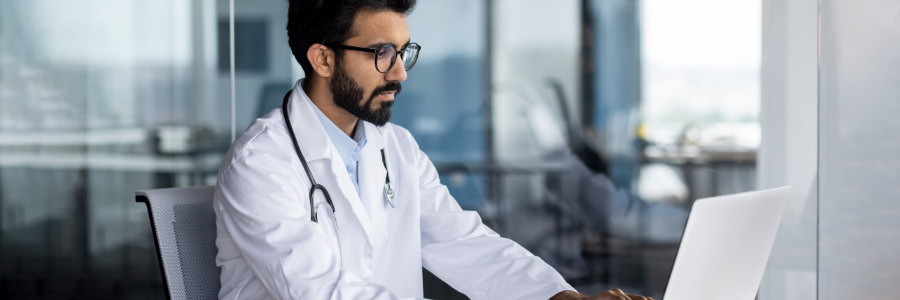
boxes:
[307,43,335,78]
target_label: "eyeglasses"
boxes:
[326,43,421,73]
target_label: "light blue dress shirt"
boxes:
[307,98,367,196]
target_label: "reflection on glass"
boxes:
[632,0,761,296]
[395,1,485,164]
[818,0,900,297]
[0,0,764,298]
[406,0,759,298]
[223,0,296,133]
[0,0,223,298]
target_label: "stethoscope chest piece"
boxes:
[380,149,396,208]
[384,182,395,208]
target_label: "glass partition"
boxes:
[0,0,767,298]
[397,0,486,164]
[818,0,900,297]
[218,0,295,133]
[0,0,224,298]
[397,0,488,214]
[756,0,819,298]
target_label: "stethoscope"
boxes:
[281,90,395,270]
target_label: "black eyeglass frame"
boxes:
[326,43,421,73]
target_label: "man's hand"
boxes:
[551,289,654,300]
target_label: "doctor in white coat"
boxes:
[213,1,652,299]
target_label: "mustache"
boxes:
[369,81,402,101]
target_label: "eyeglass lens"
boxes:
[375,44,420,73]
[401,44,420,71]
[375,45,398,73]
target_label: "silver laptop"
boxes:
[663,186,791,300]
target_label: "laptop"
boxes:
[662,186,791,300]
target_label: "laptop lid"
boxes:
[663,186,791,300]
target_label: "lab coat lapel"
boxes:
[287,81,375,247]
[325,145,376,246]
[357,122,388,243]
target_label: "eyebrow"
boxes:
[366,39,412,49]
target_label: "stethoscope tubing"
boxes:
[282,90,344,269]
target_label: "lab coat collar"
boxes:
[287,80,333,162]
[361,119,386,152]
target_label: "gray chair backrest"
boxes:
[137,185,220,300]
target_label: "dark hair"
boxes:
[287,0,417,77]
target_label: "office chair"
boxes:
[136,185,220,300]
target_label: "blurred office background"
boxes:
[0,0,897,299]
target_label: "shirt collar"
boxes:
[307,96,367,166]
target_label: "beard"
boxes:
[330,60,401,127]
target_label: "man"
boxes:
[213,0,652,299]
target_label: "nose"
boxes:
[385,56,408,82]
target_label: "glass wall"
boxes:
[218,0,296,134]
[759,0,900,298]
[398,0,487,212]
[0,0,767,299]
[0,0,225,298]
[756,0,818,298]
[818,0,900,297]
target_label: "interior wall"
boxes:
[757,0,819,299]
[761,0,900,298]
[818,0,900,298]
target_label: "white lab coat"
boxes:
[213,81,574,300]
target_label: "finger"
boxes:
[600,290,629,300]
[626,294,647,300]
[610,289,631,300]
